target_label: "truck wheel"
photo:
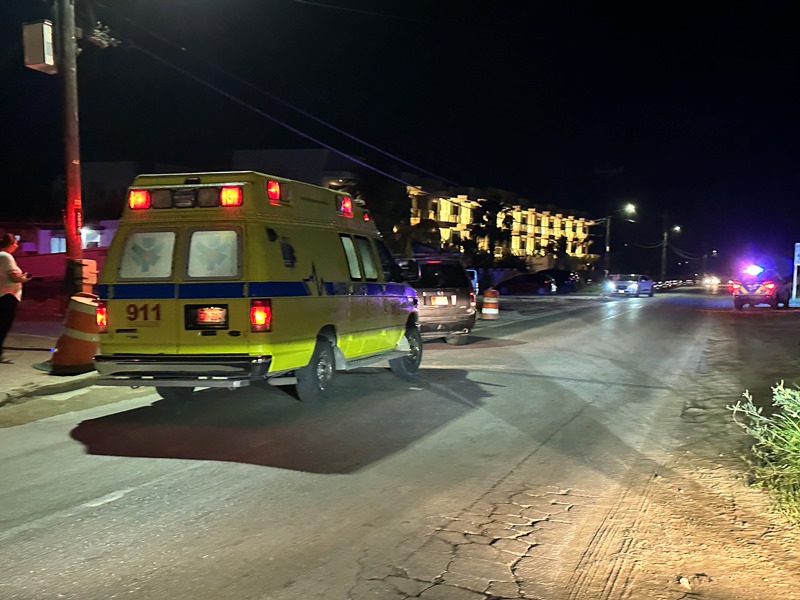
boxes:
[156,386,194,401]
[296,339,335,403]
[390,326,423,376]
[734,300,744,311]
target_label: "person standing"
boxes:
[0,233,31,364]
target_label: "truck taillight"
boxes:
[96,301,108,332]
[250,299,272,332]
[128,189,151,209]
[469,291,476,309]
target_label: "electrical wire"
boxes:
[94,1,460,187]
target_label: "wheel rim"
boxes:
[315,353,333,390]
[408,332,422,366]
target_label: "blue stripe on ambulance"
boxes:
[96,281,409,300]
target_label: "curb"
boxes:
[0,372,99,407]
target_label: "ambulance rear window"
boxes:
[119,231,176,279]
[187,230,240,278]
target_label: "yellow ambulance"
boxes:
[93,170,422,402]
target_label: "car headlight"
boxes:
[604,281,615,291]
[628,283,639,291]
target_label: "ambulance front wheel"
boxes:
[156,386,195,401]
[390,326,423,376]
[296,339,336,403]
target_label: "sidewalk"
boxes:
[0,317,98,407]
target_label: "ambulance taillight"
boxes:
[250,299,272,332]
[220,186,243,207]
[128,190,151,209]
[96,301,108,332]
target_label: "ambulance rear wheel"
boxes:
[156,386,194,401]
[296,339,336,403]
[390,326,423,376]
[734,299,744,311]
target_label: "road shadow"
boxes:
[69,367,488,474]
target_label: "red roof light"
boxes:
[267,180,281,205]
[220,186,243,207]
[128,189,151,209]
[338,195,353,218]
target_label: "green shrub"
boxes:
[728,382,800,521]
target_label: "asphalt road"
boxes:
[2,287,800,600]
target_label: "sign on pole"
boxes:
[791,242,800,307]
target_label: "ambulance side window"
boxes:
[339,235,362,279]
[187,229,240,279]
[354,236,378,281]
[119,231,176,279]
[375,239,404,282]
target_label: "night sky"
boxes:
[3,1,799,276]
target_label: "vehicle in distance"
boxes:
[604,274,655,297]
[730,264,791,310]
[493,272,557,296]
[536,269,582,293]
[398,256,477,345]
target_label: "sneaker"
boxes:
[0,358,13,364]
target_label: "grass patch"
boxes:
[729,382,800,521]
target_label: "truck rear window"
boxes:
[187,230,240,278]
[119,231,176,279]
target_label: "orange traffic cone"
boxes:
[50,293,99,375]
[481,288,500,319]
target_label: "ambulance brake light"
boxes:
[96,301,108,332]
[128,190,151,209]
[267,180,281,205]
[250,299,272,332]
[220,186,243,207]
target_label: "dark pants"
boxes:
[0,293,19,358]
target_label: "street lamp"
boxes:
[601,203,636,274]
[660,225,681,282]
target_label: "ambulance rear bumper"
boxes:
[94,354,272,388]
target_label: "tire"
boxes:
[445,333,470,346]
[734,300,744,311]
[648,288,654,297]
[156,386,194,401]
[390,326,423,376]
[296,338,336,403]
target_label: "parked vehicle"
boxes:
[536,269,581,293]
[398,256,477,345]
[604,274,655,297]
[730,264,791,310]
[493,272,557,296]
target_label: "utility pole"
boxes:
[604,217,611,275]
[56,0,84,295]
[660,229,668,282]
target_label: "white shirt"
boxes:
[0,251,23,301]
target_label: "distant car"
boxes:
[730,265,791,310]
[493,272,557,296]
[398,257,477,345]
[536,269,582,293]
[604,274,655,297]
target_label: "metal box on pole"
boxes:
[22,20,57,75]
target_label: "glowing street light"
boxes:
[599,203,637,274]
